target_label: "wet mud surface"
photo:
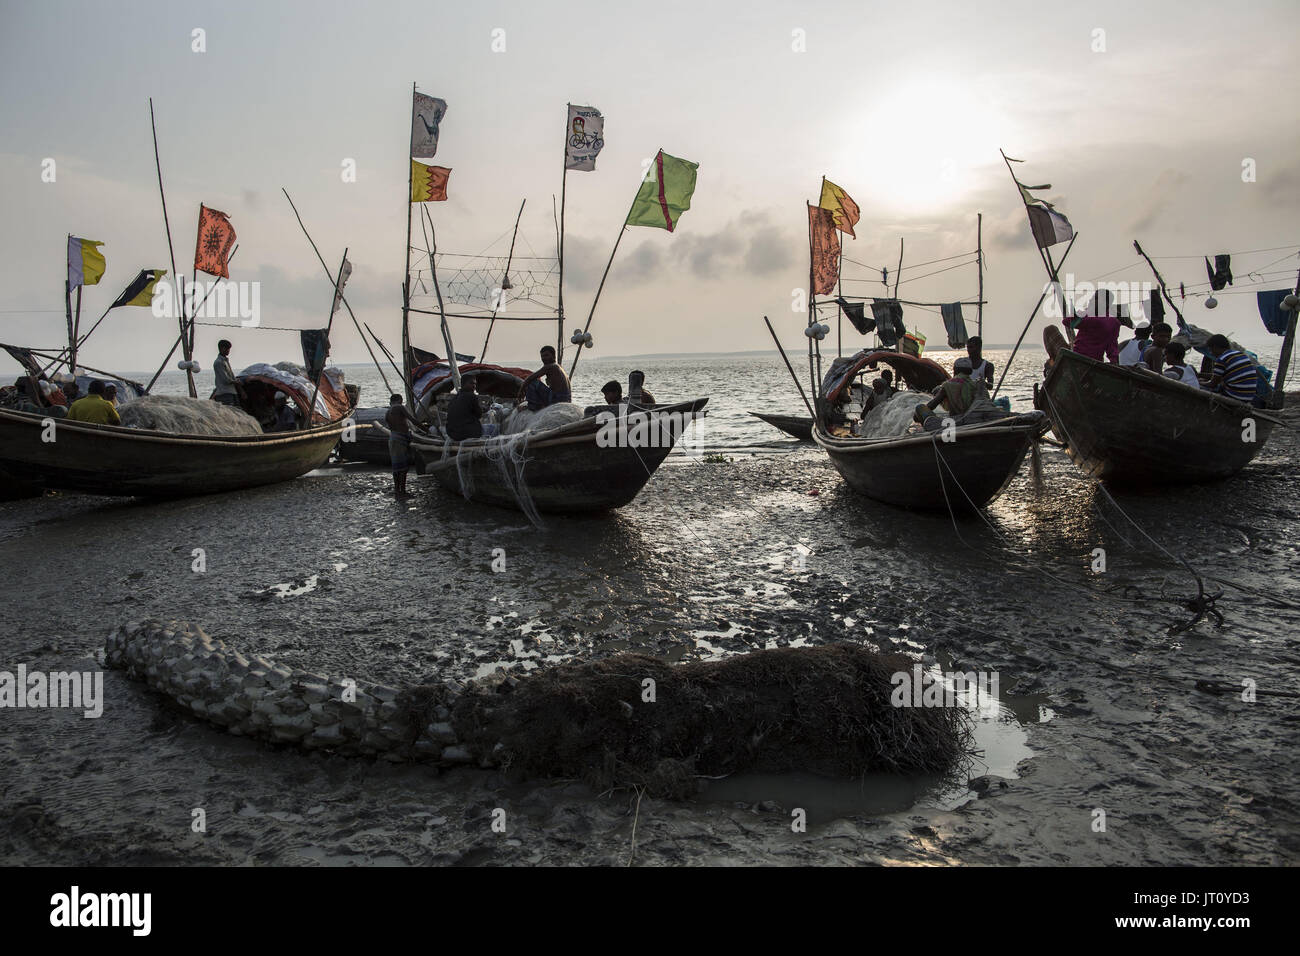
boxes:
[2,408,1298,865]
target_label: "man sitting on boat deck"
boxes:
[212,339,243,408]
[1140,322,1173,374]
[518,346,571,411]
[1161,342,1202,389]
[966,337,995,389]
[584,381,623,417]
[447,374,500,441]
[385,393,420,497]
[913,357,986,430]
[1205,334,1258,403]
[266,392,298,432]
[1117,320,1152,365]
[67,379,121,425]
[627,370,656,406]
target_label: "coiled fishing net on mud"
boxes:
[445,644,975,798]
[118,395,262,436]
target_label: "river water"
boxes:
[1,346,1297,865]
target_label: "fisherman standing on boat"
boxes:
[518,346,571,410]
[385,393,419,497]
[966,337,995,389]
[212,339,244,407]
[1117,320,1152,365]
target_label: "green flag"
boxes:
[626,150,698,232]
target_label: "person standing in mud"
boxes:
[518,346,571,410]
[385,393,419,497]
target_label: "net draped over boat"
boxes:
[117,395,263,436]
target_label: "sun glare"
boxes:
[838,78,996,213]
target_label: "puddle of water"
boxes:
[699,671,1045,825]
[256,574,320,599]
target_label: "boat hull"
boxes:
[410,398,708,514]
[750,411,814,442]
[1041,349,1280,485]
[813,417,1043,512]
[0,407,346,497]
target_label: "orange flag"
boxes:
[411,161,451,202]
[808,204,840,296]
[194,205,236,278]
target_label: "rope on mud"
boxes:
[1039,385,1222,635]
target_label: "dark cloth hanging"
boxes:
[300,329,330,383]
[1148,288,1165,323]
[871,299,906,348]
[1257,288,1292,335]
[940,303,968,348]
[835,297,875,335]
[1205,254,1233,291]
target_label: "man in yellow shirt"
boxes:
[67,380,121,425]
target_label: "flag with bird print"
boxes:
[411,93,448,158]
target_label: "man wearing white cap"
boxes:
[1117,320,1152,366]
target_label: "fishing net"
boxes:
[118,395,262,436]
[449,644,975,798]
[410,254,560,318]
[501,402,584,435]
[860,391,927,438]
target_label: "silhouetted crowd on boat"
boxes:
[1054,305,1272,406]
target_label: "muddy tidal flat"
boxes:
[2,406,1299,866]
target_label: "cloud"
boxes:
[564,209,796,289]
[1127,169,1190,234]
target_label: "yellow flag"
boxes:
[67,236,106,288]
[411,160,450,202]
[818,179,860,239]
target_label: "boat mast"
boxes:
[305,246,347,422]
[1269,266,1300,408]
[479,198,526,362]
[892,238,904,351]
[420,206,461,391]
[557,103,570,365]
[1000,149,1071,336]
[401,82,417,409]
[1132,239,1186,327]
[149,98,195,397]
[567,154,648,381]
[976,212,984,340]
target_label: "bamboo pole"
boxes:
[567,154,650,381]
[806,202,819,414]
[557,103,570,364]
[401,81,417,408]
[976,212,984,340]
[764,315,815,418]
[479,198,527,361]
[143,249,240,392]
[993,233,1077,398]
[1132,239,1187,328]
[280,189,392,394]
[1268,266,1300,407]
[420,205,460,391]
[363,322,407,391]
[149,98,195,397]
[999,149,1069,335]
[306,247,347,421]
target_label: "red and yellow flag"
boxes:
[819,178,860,239]
[411,161,450,202]
[194,205,236,278]
[808,204,840,296]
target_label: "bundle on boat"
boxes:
[103,622,972,798]
[118,395,262,436]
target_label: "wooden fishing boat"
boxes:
[749,411,813,442]
[0,407,346,497]
[410,398,708,513]
[334,406,393,465]
[1039,348,1283,485]
[813,414,1045,511]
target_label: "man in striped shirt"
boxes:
[1206,334,1257,403]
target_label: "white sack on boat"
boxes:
[118,395,263,436]
[501,402,584,435]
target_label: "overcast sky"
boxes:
[2,0,1297,377]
